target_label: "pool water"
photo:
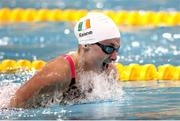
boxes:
[1,0,180,11]
[1,78,180,119]
[0,0,180,120]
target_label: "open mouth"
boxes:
[103,58,113,64]
[103,62,108,69]
[103,60,111,65]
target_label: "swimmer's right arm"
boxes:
[9,56,72,108]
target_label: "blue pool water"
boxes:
[0,0,180,120]
[1,0,180,11]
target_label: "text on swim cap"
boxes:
[79,31,93,37]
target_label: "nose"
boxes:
[110,51,118,61]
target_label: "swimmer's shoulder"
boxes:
[68,51,76,55]
[44,51,77,78]
[47,51,75,65]
[50,51,76,62]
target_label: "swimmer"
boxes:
[9,12,121,108]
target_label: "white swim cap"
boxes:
[74,12,120,45]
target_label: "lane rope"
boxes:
[0,59,179,81]
[0,8,179,26]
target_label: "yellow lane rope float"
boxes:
[0,59,179,81]
[0,8,179,26]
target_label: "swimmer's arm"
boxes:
[10,56,71,108]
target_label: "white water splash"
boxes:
[78,71,123,102]
[41,70,123,106]
[0,83,20,108]
[0,70,35,108]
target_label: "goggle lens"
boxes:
[95,43,119,54]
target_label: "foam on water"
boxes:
[0,70,35,108]
[0,83,19,108]
[78,71,123,102]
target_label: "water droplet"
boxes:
[0,37,9,46]
[64,29,70,35]
[139,60,144,64]
[155,46,168,54]
[15,53,19,57]
[151,34,158,41]
[131,41,140,48]
[162,33,172,39]
[33,56,37,60]
[173,34,180,39]
[162,32,174,41]
[22,53,26,57]
[96,2,104,9]
[40,37,45,42]
[173,50,180,55]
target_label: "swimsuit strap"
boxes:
[63,55,76,79]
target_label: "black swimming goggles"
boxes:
[95,42,120,54]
